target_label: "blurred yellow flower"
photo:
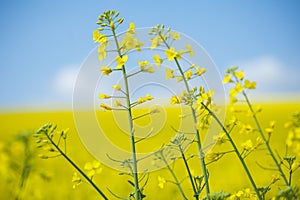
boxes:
[98,93,111,99]
[84,160,102,178]
[158,176,166,189]
[244,79,256,89]
[172,32,180,40]
[195,67,206,76]
[100,103,112,110]
[223,74,232,84]
[234,70,244,80]
[114,100,122,107]
[115,55,128,69]
[184,69,193,79]
[153,55,163,68]
[170,95,180,105]
[100,66,112,76]
[165,47,177,61]
[241,140,253,151]
[166,67,174,80]
[72,172,82,189]
[185,45,194,57]
[112,83,121,91]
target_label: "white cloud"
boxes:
[53,65,79,96]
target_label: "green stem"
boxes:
[111,27,142,200]
[45,133,109,200]
[201,102,262,200]
[242,91,298,199]
[179,145,199,200]
[160,151,187,200]
[158,31,211,199]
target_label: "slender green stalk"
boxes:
[178,145,199,200]
[201,103,262,200]
[242,91,298,199]
[44,132,109,200]
[157,31,211,200]
[111,27,142,200]
[160,151,188,200]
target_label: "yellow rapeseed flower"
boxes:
[165,47,177,61]
[158,176,166,189]
[244,79,256,89]
[128,22,135,34]
[185,45,194,57]
[115,55,128,69]
[223,74,232,83]
[184,69,193,79]
[98,45,107,61]
[166,67,174,80]
[98,93,111,99]
[114,100,122,107]
[84,160,102,178]
[138,60,149,70]
[172,31,180,40]
[100,103,112,110]
[241,140,253,151]
[170,95,180,105]
[72,172,82,189]
[100,66,112,76]
[112,83,121,91]
[195,67,206,76]
[234,70,244,80]
[153,55,163,68]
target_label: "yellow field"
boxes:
[0,103,300,199]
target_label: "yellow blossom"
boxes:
[170,95,180,105]
[72,173,82,189]
[185,45,194,57]
[153,54,163,68]
[176,76,183,82]
[214,132,227,145]
[115,55,128,69]
[172,31,180,40]
[99,93,111,99]
[165,47,177,61]
[112,83,121,91]
[240,124,254,134]
[205,151,220,162]
[127,22,135,34]
[145,65,155,73]
[137,94,154,104]
[234,70,244,80]
[138,60,149,70]
[114,100,122,107]
[158,176,166,189]
[195,67,206,76]
[184,69,193,79]
[241,140,253,151]
[223,74,232,84]
[84,160,102,178]
[230,96,238,104]
[244,79,256,89]
[100,66,112,76]
[150,36,161,49]
[93,30,107,43]
[98,44,107,61]
[166,67,174,80]
[230,82,243,97]
[100,103,112,110]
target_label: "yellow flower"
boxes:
[128,22,135,34]
[234,70,244,80]
[195,67,206,76]
[223,74,232,83]
[100,103,112,110]
[72,173,82,189]
[230,82,243,97]
[84,160,102,178]
[214,133,227,145]
[100,66,112,76]
[172,31,180,40]
[166,67,174,80]
[138,60,149,69]
[98,93,111,99]
[153,55,163,68]
[145,65,155,73]
[158,176,166,189]
[241,140,253,151]
[170,95,180,105]
[114,100,122,107]
[230,96,238,104]
[244,79,256,89]
[112,83,121,91]
[240,124,254,134]
[165,47,177,61]
[145,94,154,101]
[205,151,220,162]
[185,45,194,57]
[115,55,128,69]
[150,36,161,50]
[176,76,183,82]
[184,69,193,79]
[98,44,107,61]
[93,30,107,43]
[137,94,154,104]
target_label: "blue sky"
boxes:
[0,0,300,111]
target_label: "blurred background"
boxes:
[0,0,300,112]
